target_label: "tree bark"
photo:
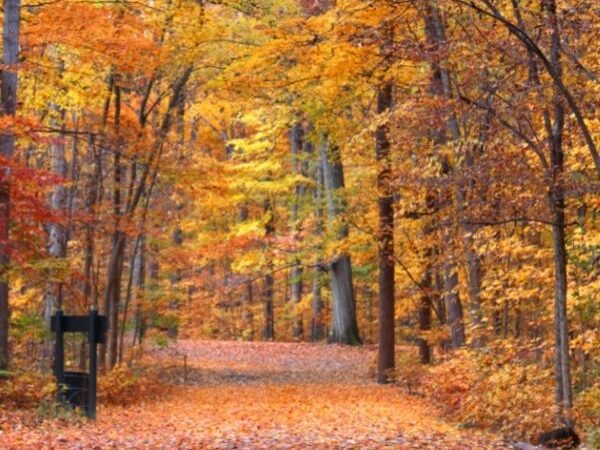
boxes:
[417,266,432,364]
[290,123,305,339]
[84,136,101,310]
[444,257,466,348]
[262,199,275,340]
[43,110,67,318]
[0,0,21,369]
[106,84,125,369]
[119,235,142,363]
[424,1,466,349]
[376,82,395,383]
[42,106,67,369]
[545,0,573,418]
[132,235,146,347]
[320,137,361,345]
[311,153,325,341]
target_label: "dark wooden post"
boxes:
[52,309,106,419]
[88,307,98,419]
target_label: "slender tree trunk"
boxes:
[238,202,254,339]
[42,108,67,369]
[262,199,275,340]
[106,232,126,368]
[417,266,432,364]
[106,85,125,369]
[167,225,183,339]
[290,123,305,339]
[464,227,483,345]
[311,268,324,341]
[44,110,67,315]
[424,1,466,349]
[303,128,325,341]
[243,280,254,340]
[444,255,466,348]
[132,235,146,347]
[376,82,395,383]
[311,158,325,341]
[84,136,101,310]
[119,235,142,363]
[417,192,437,363]
[0,0,20,369]
[320,137,360,345]
[545,0,573,417]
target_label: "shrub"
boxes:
[0,370,55,408]
[98,364,165,405]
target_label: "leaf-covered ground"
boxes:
[1,341,515,449]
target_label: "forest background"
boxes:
[0,0,599,446]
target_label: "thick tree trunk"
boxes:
[320,137,360,345]
[328,255,360,344]
[376,82,395,383]
[0,0,21,369]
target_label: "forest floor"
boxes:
[0,341,516,449]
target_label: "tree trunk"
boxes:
[44,111,67,314]
[417,267,432,364]
[0,0,21,369]
[424,1,466,349]
[444,256,466,348]
[237,202,254,339]
[119,235,141,363]
[311,268,324,341]
[42,107,68,369]
[545,0,573,419]
[106,85,125,369]
[84,136,101,310]
[242,280,254,340]
[320,137,361,345]
[132,235,146,347]
[290,123,305,339]
[168,226,183,339]
[105,232,126,368]
[376,82,395,383]
[310,141,326,341]
[262,199,275,340]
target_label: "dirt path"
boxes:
[0,341,514,449]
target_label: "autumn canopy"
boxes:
[0,0,599,448]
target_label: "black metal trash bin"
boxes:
[62,371,88,409]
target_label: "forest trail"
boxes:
[2,341,514,449]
